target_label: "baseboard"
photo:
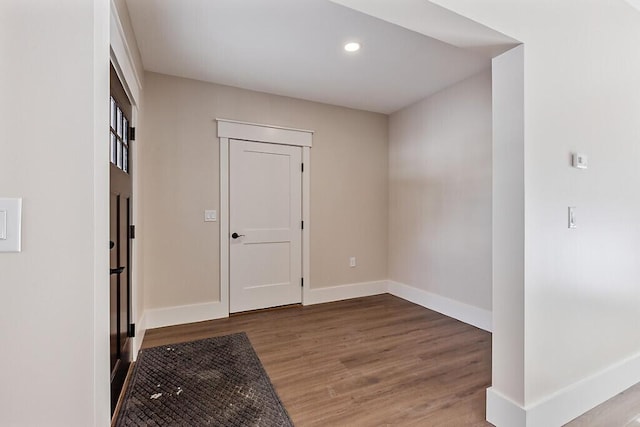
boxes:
[144,301,228,330]
[303,280,388,305]
[387,281,492,332]
[487,350,640,426]
[527,350,640,426]
[131,313,147,361]
[141,282,387,331]
[140,280,490,336]
[141,281,490,332]
[486,387,526,426]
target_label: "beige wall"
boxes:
[389,70,493,310]
[140,72,388,310]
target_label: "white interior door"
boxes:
[229,139,302,313]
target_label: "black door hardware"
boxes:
[110,266,125,275]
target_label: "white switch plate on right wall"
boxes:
[0,198,22,252]
[0,210,6,240]
[568,206,577,229]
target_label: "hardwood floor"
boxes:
[142,294,492,426]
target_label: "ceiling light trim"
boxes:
[344,42,361,52]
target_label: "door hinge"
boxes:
[301,277,304,288]
[301,163,304,172]
[129,224,136,239]
[129,127,136,141]
[128,323,136,338]
[301,221,304,230]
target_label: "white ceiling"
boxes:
[126,0,492,114]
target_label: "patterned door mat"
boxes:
[115,332,293,426]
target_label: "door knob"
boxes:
[231,232,245,239]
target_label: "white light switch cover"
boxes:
[204,210,217,222]
[0,210,6,239]
[0,198,22,252]
[568,206,577,229]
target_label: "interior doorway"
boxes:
[218,119,312,316]
[229,139,303,312]
[109,64,134,414]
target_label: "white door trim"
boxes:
[110,0,142,106]
[217,119,313,315]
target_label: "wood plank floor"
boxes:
[142,294,492,426]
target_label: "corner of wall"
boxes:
[303,280,388,305]
[143,301,228,330]
[387,281,492,332]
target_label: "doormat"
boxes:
[114,333,293,426]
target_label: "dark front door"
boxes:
[109,64,133,414]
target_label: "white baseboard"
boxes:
[142,281,387,331]
[487,350,640,426]
[528,350,640,426]
[131,313,147,361]
[303,280,388,305]
[144,301,228,330]
[486,387,526,426]
[387,281,492,332]
[141,281,490,332]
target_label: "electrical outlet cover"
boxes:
[572,153,588,169]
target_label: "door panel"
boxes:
[119,196,131,355]
[230,140,302,313]
[109,194,118,373]
[109,64,133,415]
[109,166,132,414]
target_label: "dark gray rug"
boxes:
[115,333,293,426]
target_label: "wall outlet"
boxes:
[571,153,588,169]
[349,257,356,268]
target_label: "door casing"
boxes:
[218,119,312,315]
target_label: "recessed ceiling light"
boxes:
[344,42,361,52]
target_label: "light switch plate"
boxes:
[0,198,22,252]
[204,210,217,222]
[568,206,577,229]
[0,210,6,240]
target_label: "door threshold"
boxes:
[230,303,302,317]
